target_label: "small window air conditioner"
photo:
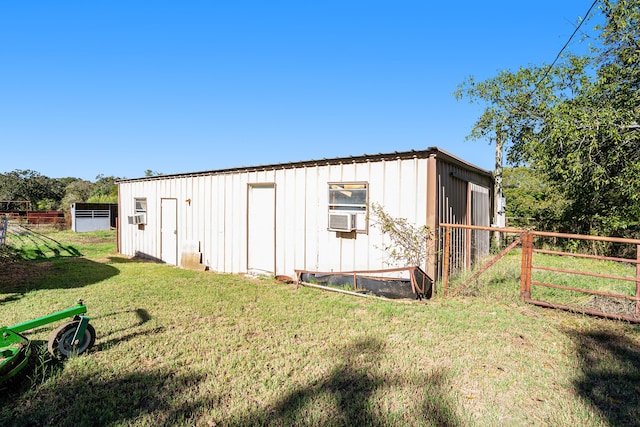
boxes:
[328,212,355,232]
[128,214,146,225]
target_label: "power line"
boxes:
[534,0,600,88]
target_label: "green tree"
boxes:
[89,175,119,203]
[537,0,640,237]
[0,170,63,210]
[455,0,640,238]
[60,179,94,209]
[502,167,569,230]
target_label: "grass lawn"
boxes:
[1,227,640,426]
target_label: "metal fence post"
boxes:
[520,232,532,300]
[443,226,451,297]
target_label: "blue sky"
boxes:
[1,1,598,181]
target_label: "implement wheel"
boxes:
[48,321,96,359]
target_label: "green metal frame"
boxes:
[0,330,31,383]
[70,315,90,345]
[8,302,88,334]
[1,301,91,384]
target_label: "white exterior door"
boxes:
[161,198,178,265]
[247,184,275,274]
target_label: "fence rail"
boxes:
[440,223,640,323]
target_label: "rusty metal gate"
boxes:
[440,223,640,323]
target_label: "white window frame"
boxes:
[328,182,368,233]
[128,197,147,225]
[134,197,147,214]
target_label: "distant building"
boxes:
[71,203,118,232]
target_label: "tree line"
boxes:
[0,170,119,211]
[0,169,163,212]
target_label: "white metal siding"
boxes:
[118,156,432,278]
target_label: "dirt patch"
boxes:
[72,234,114,245]
[581,294,640,320]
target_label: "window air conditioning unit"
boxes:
[328,212,355,232]
[128,214,146,225]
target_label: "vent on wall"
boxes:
[328,212,355,232]
[127,214,146,225]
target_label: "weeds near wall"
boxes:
[369,202,432,267]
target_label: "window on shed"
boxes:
[128,197,147,225]
[328,182,368,232]
[135,198,147,214]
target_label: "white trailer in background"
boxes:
[71,203,117,233]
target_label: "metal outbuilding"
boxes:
[117,147,493,284]
[71,203,118,232]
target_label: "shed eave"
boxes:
[116,146,491,184]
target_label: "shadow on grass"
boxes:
[0,294,22,304]
[2,335,461,426]
[1,226,120,298]
[91,308,159,352]
[91,308,152,326]
[106,254,165,264]
[2,366,217,426]
[565,328,640,425]
[0,257,119,295]
[94,327,166,355]
[0,340,65,396]
[232,337,462,426]
[6,226,82,259]
[105,256,140,264]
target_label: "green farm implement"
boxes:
[0,301,96,384]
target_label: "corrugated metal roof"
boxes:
[117,146,492,183]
